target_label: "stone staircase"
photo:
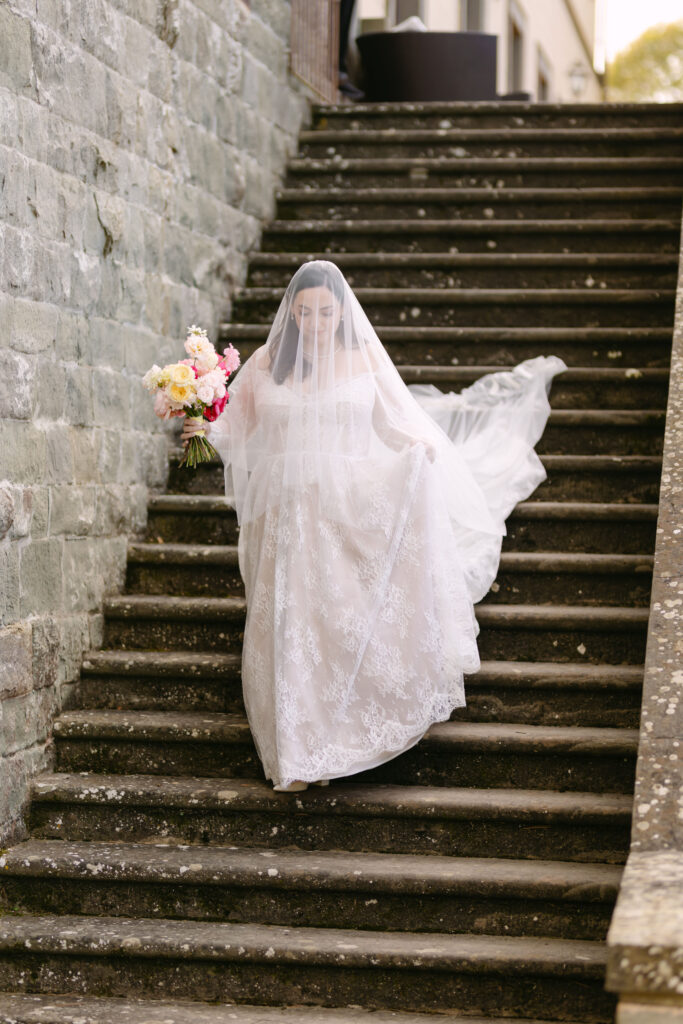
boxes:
[1,100,682,1024]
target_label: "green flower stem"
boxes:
[178,433,218,469]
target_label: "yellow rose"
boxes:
[168,363,195,386]
[167,382,195,404]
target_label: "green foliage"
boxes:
[606,20,683,102]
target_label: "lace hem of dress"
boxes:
[263,683,466,788]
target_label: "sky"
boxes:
[596,0,683,68]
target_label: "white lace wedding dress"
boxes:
[210,347,567,788]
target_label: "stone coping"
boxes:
[605,202,683,1008]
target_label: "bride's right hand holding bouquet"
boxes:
[142,325,240,468]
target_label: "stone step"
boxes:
[124,543,653,606]
[100,594,648,663]
[398,365,669,410]
[0,913,615,1020]
[533,456,662,504]
[475,604,648,664]
[506,501,657,554]
[286,155,683,189]
[248,251,680,291]
[51,711,638,794]
[310,100,683,130]
[259,218,681,255]
[219,324,673,368]
[164,454,663,504]
[0,994,592,1024]
[298,125,683,162]
[488,552,652,606]
[145,494,658,552]
[274,186,683,222]
[232,287,675,329]
[335,399,663,452]
[78,651,643,729]
[0,993,581,1024]
[0,838,622,940]
[301,125,683,161]
[29,772,633,862]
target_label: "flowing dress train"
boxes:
[214,354,567,788]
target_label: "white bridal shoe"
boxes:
[272,779,330,791]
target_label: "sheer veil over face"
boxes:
[209,259,501,547]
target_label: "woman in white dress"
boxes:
[181,260,567,793]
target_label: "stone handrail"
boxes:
[606,199,683,1021]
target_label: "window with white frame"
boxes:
[459,0,485,31]
[507,0,526,93]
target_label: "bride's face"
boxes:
[292,286,343,357]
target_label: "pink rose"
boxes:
[205,393,228,421]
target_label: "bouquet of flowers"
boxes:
[142,324,241,468]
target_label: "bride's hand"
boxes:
[412,439,437,463]
[180,417,209,445]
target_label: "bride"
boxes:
[181,260,567,792]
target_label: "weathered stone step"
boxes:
[400,365,669,410]
[101,594,246,653]
[275,186,683,222]
[286,155,683,189]
[506,501,657,554]
[0,913,615,1020]
[0,992,587,1024]
[77,651,642,728]
[51,710,638,793]
[259,218,680,254]
[126,542,242,596]
[29,772,633,862]
[147,493,240,542]
[533,456,661,504]
[219,324,673,368]
[164,454,662,504]
[430,401,660,450]
[452,661,643,729]
[100,594,647,662]
[0,839,622,940]
[145,493,657,552]
[124,543,653,606]
[233,286,675,329]
[489,552,653,606]
[310,100,683,130]
[165,451,663,504]
[248,251,680,291]
[78,650,244,711]
[298,126,683,162]
[475,604,647,664]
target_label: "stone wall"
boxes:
[606,210,683,1019]
[0,0,314,846]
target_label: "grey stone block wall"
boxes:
[0,0,314,845]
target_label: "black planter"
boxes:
[356,30,498,102]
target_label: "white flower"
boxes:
[195,348,219,371]
[201,368,226,396]
[142,364,164,391]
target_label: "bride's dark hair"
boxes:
[267,262,357,384]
